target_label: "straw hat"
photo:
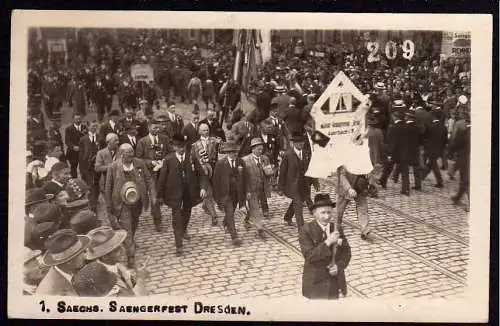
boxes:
[85,226,128,260]
[120,181,141,205]
[72,261,118,297]
[42,229,90,266]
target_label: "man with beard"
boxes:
[105,143,156,268]
[157,135,209,256]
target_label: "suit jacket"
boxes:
[242,154,271,197]
[135,134,171,170]
[366,126,385,165]
[95,147,117,190]
[42,180,64,196]
[64,124,87,161]
[199,118,226,141]
[191,137,220,169]
[423,120,448,159]
[405,121,423,165]
[79,134,99,175]
[181,122,199,146]
[119,134,139,152]
[278,149,308,201]
[212,156,246,207]
[448,119,470,172]
[231,119,257,143]
[386,120,408,163]
[164,114,184,139]
[259,131,282,165]
[298,221,351,299]
[98,121,122,149]
[157,152,209,208]
[35,267,76,296]
[105,158,155,215]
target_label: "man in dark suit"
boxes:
[212,142,245,246]
[162,101,184,139]
[64,112,87,178]
[181,112,200,152]
[392,111,423,194]
[199,109,226,141]
[78,121,100,212]
[423,108,448,188]
[98,109,122,149]
[119,123,139,152]
[48,120,65,161]
[448,108,470,210]
[136,119,171,232]
[279,133,310,230]
[298,193,351,299]
[157,135,209,256]
[378,111,408,193]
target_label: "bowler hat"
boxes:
[42,229,90,266]
[311,193,336,210]
[250,137,265,148]
[171,134,185,147]
[29,221,59,251]
[393,99,406,109]
[120,181,141,205]
[374,82,386,90]
[275,85,286,93]
[70,209,101,235]
[72,261,117,297]
[25,188,54,207]
[32,202,60,224]
[86,226,128,260]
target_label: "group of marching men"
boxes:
[24,79,471,298]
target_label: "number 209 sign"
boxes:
[366,40,415,62]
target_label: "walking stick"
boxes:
[328,205,343,276]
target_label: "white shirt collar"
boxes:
[51,179,64,187]
[99,260,118,274]
[176,153,185,162]
[88,132,96,138]
[316,221,330,234]
[128,135,136,141]
[109,120,115,129]
[261,133,268,142]
[54,265,73,283]
[294,147,302,158]
[122,162,134,171]
[149,134,158,142]
[74,123,81,130]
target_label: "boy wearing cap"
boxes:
[298,193,351,299]
[36,229,90,296]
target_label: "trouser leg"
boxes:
[223,195,239,240]
[400,161,410,193]
[355,195,370,236]
[247,193,263,231]
[171,205,184,248]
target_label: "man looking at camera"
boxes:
[298,193,351,300]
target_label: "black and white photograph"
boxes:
[9,11,492,322]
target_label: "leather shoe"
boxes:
[361,232,375,242]
[211,218,218,226]
[400,191,410,196]
[232,238,242,246]
[154,224,162,232]
[263,211,269,218]
[183,234,191,240]
[257,230,267,240]
[284,219,295,227]
[175,248,183,257]
[412,186,422,191]
[244,221,251,230]
[432,183,444,188]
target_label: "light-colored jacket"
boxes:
[242,154,271,198]
[95,147,116,191]
[35,267,76,296]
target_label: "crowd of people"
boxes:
[24,29,471,299]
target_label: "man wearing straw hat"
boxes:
[85,226,148,296]
[105,143,156,268]
[36,229,90,296]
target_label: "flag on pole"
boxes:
[259,29,272,63]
